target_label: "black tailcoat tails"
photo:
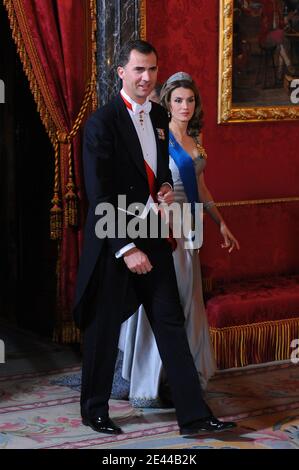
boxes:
[74,94,210,426]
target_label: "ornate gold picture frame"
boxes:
[218,0,299,123]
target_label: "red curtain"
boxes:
[4,0,97,341]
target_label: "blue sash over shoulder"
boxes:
[169,131,199,216]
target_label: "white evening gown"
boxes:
[118,155,216,407]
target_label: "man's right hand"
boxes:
[123,247,153,274]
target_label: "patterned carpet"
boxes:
[1,361,299,449]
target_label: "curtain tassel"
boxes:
[65,179,78,227]
[63,138,78,227]
[50,192,62,240]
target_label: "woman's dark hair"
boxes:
[118,40,158,67]
[160,79,203,136]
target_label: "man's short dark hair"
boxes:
[117,40,158,67]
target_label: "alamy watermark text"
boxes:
[0,79,5,104]
[290,79,299,104]
[94,197,203,250]
[0,340,5,363]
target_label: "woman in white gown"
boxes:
[117,72,239,407]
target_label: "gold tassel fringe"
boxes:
[3,0,97,235]
[53,322,81,343]
[210,317,299,369]
[64,179,78,227]
[50,139,62,239]
[50,192,63,240]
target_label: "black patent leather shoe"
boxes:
[180,416,236,436]
[82,416,123,434]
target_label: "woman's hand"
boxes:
[157,183,174,205]
[220,222,240,253]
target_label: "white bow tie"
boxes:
[132,100,152,115]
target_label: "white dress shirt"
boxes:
[120,89,157,175]
[115,89,171,258]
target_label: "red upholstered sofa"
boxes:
[200,199,299,370]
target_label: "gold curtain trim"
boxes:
[57,78,95,229]
[3,0,63,238]
[210,317,299,369]
[90,0,98,111]
[3,0,57,143]
[4,0,97,342]
[140,0,146,40]
[3,0,97,238]
[53,323,81,344]
[7,0,65,130]
[216,196,299,207]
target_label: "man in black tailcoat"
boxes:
[73,39,236,436]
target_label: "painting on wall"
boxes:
[218,0,299,122]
